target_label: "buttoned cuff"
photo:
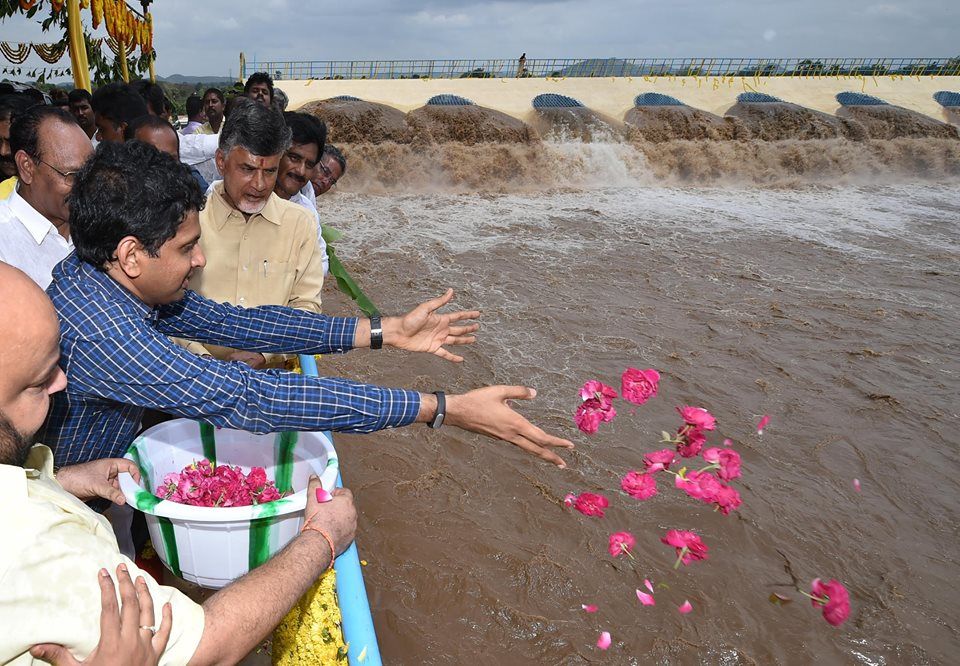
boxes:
[372,389,421,430]
[326,316,358,353]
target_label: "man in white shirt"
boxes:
[0,105,92,288]
[0,262,358,665]
[274,111,328,274]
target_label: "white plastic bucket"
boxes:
[119,419,339,589]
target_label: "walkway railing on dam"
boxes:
[245,57,960,81]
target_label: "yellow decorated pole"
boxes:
[67,0,91,91]
[118,38,129,81]
[146,11,155,82]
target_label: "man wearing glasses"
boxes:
[0,106,92,288]
[311,144,346,196]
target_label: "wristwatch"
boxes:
[369,315,383,350]
[428,391,446,429]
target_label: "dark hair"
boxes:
[223,94,243,119]
[69,141,204,269]
[202,87,225,104]
[322,144,347,175]
[219,97,290,157]
[283,111,326,155]
[243,72,274,98]
[185,94,203,119]
[129,79,166,116]
[10,105,78,159]
[123,114,178,144]
[49,88,69,106]
[68,88,92,105]
[0,94,33,122]
[92,82,149,128]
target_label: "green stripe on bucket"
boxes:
[199,422,217,465]
[132,490,181,578]
[157,517,182,578]
[274,431,298,494]
[128,443,154,493]
[248,501,281,570]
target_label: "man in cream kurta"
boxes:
[0,445,204,665]
[186,180,325,366]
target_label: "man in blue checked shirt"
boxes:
[43,141,574,469]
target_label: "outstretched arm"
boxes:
[415,386,575,468]
[352,288,480,363]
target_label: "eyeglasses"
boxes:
[35,157,80,183]
[317,161,338,186]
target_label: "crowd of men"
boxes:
[0,72,573,664]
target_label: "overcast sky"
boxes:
[1,0,957,79]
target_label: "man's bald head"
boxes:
[0,263,66,465]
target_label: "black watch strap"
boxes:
[369,315,383,350]
[428,391,446,429]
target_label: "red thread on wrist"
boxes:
[301,510,335,572]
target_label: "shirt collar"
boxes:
[0,445,54,502]
[57,254,155,321]
[8,189,62,245]
[207,181,283,230]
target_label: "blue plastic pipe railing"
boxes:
[299,354,382,666]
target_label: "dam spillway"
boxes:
[271,69,960,188]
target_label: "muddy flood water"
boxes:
[299,157,960,665]
[220,94,960,663]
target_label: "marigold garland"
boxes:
[91,0,103,29]
[32,41,68,64]
[272,571,347,665]
[0,42,31,64]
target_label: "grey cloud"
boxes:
[1,0,955,79]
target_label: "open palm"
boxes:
[394,288,480,362]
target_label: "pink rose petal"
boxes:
[756,415,770,435]
[636,589,656,606]
[596,631,611,650]
[315,488,333,503]
[644,579,654,594]
[581,604,598,613]
[678,600,693,614]
[723,438,734,447]
[852,479,861,492]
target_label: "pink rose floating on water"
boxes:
[675,470,742,515]
[676,426,706,458]
[580,380,618,405]
[608,531,636,558]
[157,458,284,507]
[702,447,742,481]
[643,448,676,473]
[677,406,717,431]
[565,492,610,518]
[620,470,658,500]
[621,368,660,405]
[810,578,851,627]
[661,529,709,567]
[574,380,618,434]
[675,470,723,502]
